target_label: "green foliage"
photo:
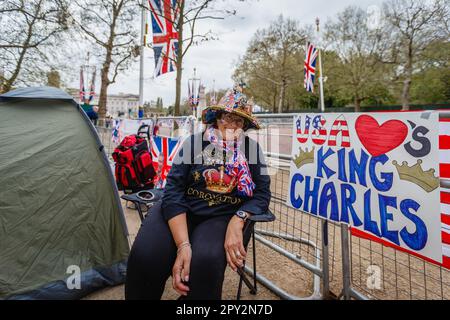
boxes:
[233,2,449,112]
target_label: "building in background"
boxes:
[107,93,139,118]
[66,88,139,119]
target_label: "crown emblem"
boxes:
[203,166,238,194]
[293,147,315,169]
[392,159,439,192]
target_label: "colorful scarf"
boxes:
[206,126,256,197]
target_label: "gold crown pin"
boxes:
[293,147,315,169]
[392,159,439,193]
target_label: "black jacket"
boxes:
[161,132,271,221]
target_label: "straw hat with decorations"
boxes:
[202,84,260,130]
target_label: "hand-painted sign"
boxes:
[287,112,442,263]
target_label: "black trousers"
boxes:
[125,200,233,300]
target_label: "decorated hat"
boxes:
[202,84,260,130]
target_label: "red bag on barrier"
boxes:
[112,135,156,192]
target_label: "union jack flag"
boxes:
[150,135,184,188]
[148,0,181,77]
[304,42,318,93]
[87,69,96,104]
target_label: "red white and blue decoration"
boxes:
[148,0,181,77]
[304,42,318,93]
[150,135,184,188]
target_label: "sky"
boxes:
[101,0,386,106]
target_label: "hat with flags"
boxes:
[202,84,260,130]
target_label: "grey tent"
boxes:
[0,87,129,299]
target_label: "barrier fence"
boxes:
[94,111,450,300]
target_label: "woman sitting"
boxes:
[125,85,271,300]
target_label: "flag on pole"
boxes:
[80,68,85,104]
[88,68,96,104]
[304,42,318,93]
[148,0,181,77]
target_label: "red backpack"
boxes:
[112,134,156,193]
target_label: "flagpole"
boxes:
[139,0,146,111]
[316,18,325,113]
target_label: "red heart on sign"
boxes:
[355,115,408,157]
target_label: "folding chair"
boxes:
[120,189,163,222]
[237,210,275,300]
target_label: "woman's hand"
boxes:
[224,216,247,272]
[172,244,191,296]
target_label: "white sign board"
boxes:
[287,112,442,263]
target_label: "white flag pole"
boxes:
[139,0,146,110]
[316,17,325,113]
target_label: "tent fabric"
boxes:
[0,87,129,299]
[0,86,74,101]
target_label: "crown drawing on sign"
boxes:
[293,147,315,169]
[392,159,439,193]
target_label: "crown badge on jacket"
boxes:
[392,159,439,192]
[203,166,238,194]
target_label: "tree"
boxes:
[71,0,139,123]
[324,6,393,111]
[382,0,449,110]
[233,15,307,113]
[47,69,61,87]
[410,40,450,104]
[0,0,70,93]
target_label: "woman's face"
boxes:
[216,112,245,141]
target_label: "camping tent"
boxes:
[0,87,130,299]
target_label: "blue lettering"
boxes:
[369,155,393,192]
[337,148,348,183]
[290,173,304,209]
[348,149,368,187]
[400,199,428,251]
[340,184,363,226]
[364,189,381,237]
[304,176,321,215]
[317,147,336,179]
[379,195,400,245]
[319,182,339,222]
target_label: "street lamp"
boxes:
[188,68,201,117]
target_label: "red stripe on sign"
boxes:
[440,164,450,179]
[442,231,450,245]
[329,130,350,137]
[440,136,450,149]
[443,256,450,269]
[442,192,450,204]
[342,142,351,147]
[350,227,444,267]
[442,214,450,225]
